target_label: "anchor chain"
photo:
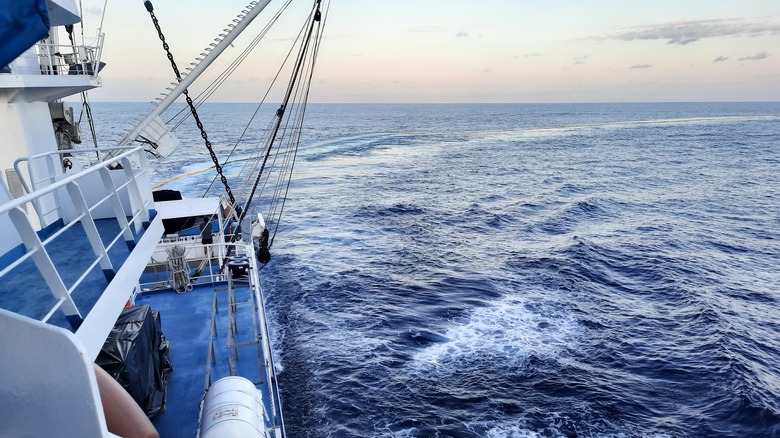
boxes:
[143,0,237,208]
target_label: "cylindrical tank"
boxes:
[199,376,266,438]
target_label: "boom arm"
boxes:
[117,0,273,156]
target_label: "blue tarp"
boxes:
[0,0,50,68]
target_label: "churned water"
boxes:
[93,102,780,437]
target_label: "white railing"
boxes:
[14,146,149,228]
[33,35,104,77]
[141,241,229,292]
[14,146,143,192]
[0,146,152,329]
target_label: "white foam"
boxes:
[484,422,544,438]
[410,291,580,372]
[477,416,666,438]
[377,423,543,438]
[455,115,780,144]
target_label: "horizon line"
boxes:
[80,100,780,105]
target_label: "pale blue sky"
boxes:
[79,0,780,103]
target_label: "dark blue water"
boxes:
[93,102,780,437]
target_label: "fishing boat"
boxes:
[0,0,326,436]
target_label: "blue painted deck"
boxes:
[0,217,282,436]
[135,287,212,436]
[137,276,279,437]
[0,217,137,329]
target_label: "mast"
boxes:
[116,0,273,155]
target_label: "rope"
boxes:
[152,165,215,190]
[143,0,237,209]
[198,1,299,199]
[232,14,312,203]
[142,0,329,271]
[166,245,192,293]
[237,0,324,234]
[81,95,100,160]
[166,0,295,132]
[264,0,329,248]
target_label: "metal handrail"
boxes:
[4,146,143,216]
[1,145,153,327]
[34,37,104,77]
[13,146,144,196]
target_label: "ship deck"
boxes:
[0,216,283,437]
[0,217,138,329]
[138,275,282,437]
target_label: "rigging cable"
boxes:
[142,0,237,208]
[227,14,312,202]
[163,0,301,200]
[165,0,295,132]
[235,0,324,234]
[79,95,100,160]
[202,21,303,199]
[267,0,329,247]
[211,0,326,271]
[138,0,327,269]
[64,23,100,160]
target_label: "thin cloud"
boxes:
[513,53,543,59]
[572,54,590,65]
[456,31,469,38]
[739,51,769,60]
[713,56,729,62]
[598,19,780,45]
[630,64,652,69]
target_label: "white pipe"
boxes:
[118,0,273,146]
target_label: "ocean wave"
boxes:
[409,292,580,373]
[150,102,780,437]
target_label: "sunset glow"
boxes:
[81,0,780,103]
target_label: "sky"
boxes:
[75,0,780,103]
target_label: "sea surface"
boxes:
[91,102,780,437]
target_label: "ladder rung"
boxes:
[231,340,259,348]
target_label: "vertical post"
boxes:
[120,157,148,233]
[99,167,136,250]
[66,181,115,281]
[8,207,83,329]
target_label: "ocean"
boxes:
[90,102,780,437]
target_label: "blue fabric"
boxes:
[178,226,200,237]
[178,221,218,237]
[0,0,50,68]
